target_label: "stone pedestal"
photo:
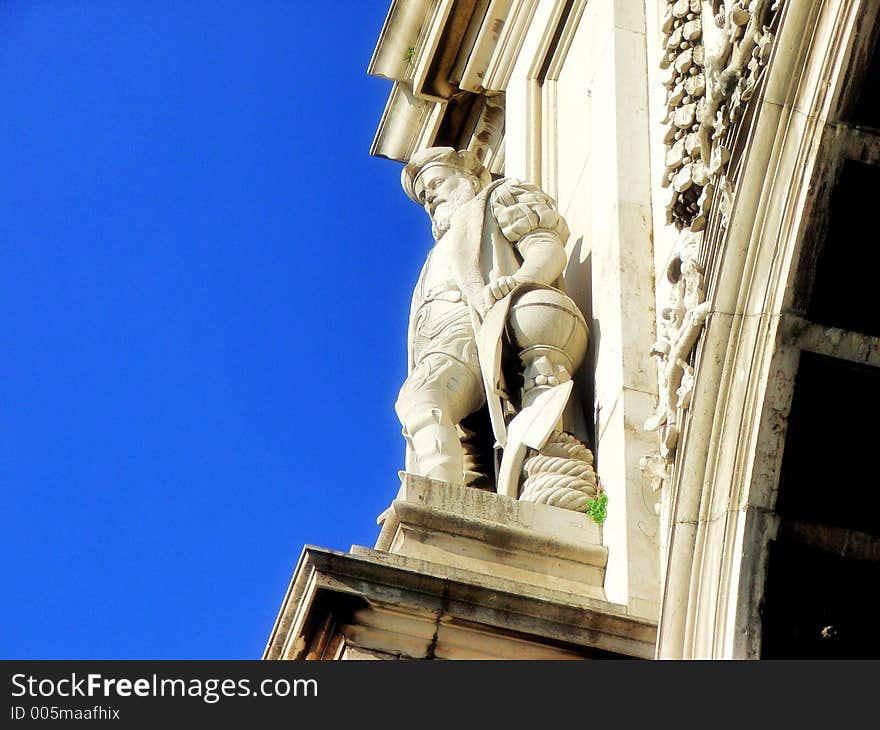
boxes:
[376,473,607,599]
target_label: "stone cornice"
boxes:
[370,82,445,161]
[264,546,657,660]
[369,0,526,162]
[369,0,436,84]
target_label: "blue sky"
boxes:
[0,1,427,659]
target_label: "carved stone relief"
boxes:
[647,1,781,491]
[642,229,710,497]
[661,0,780,232]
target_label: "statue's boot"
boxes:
[404,411,465,485]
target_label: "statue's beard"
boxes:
[430,186,475,239]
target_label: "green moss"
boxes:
[585,493,608,525]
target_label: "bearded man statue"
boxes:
[396,147,596,510]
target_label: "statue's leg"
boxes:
[396,353,483,485]
[399,406,463,484]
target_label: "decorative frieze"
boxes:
[661,0,780,232]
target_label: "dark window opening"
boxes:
[775,351,880,537]
[849,24,880,129]
[807,159,880,338]
[761,539,880,658]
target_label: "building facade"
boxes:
[265,0,880,659]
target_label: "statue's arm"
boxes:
[484,181,569,306]
[485,232,567,303]
[513,231,567,285]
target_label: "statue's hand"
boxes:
[524,355,570,390]
[483,275,519,310]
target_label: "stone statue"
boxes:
[396,147,599,510]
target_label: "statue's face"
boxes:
[414,166,478,239]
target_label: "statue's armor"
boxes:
[397,247,485,459]
[410,248,480,373]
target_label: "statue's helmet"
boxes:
[401,147,492,203]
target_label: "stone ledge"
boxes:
[265,545,657,660]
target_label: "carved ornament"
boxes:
[661,0,781,231]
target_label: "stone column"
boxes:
[587,1,659,619]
